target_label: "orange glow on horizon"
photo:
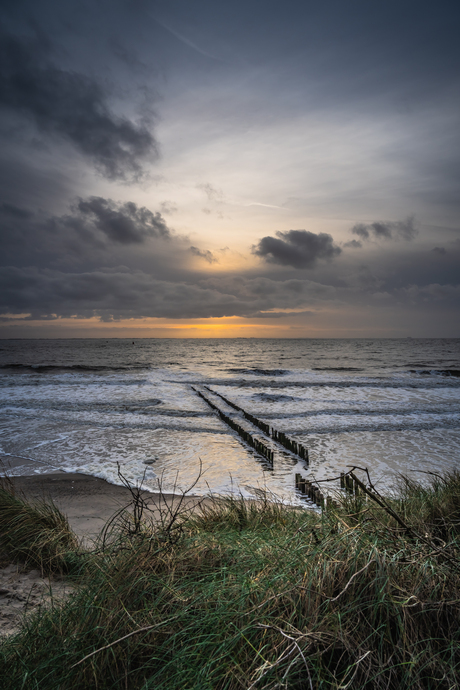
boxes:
[0,310,401,338]
[0,314,312,338]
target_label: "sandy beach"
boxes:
[0,469,212,637]
[9,471,211,540]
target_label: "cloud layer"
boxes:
[0,1,458,336]
[0,268,336,320]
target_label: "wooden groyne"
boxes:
[295,474,324,506]
[203,387,270,434]
[192,387,274,464]
[193,385,318,505]
[204,386,309,465]
[272,430,308,462]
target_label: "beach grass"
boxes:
[1,471,460,688]
[0,473,80,574]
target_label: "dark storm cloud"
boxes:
[75,197,170,244]
[189,246,217,263]
[253,230,341,269]
[351,216,418,242]
[0,269,336,320]
[0,28,158,180]
[0,196,173,270]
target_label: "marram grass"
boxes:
[0,473,79,574]
[1,471,460,689]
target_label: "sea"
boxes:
[0,338,459,504]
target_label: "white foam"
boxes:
[1,345,459,502]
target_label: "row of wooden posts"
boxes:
[199,386,360,510]
[295,468,364,508]
[243,410,271,436]
[192,387,274,464]
[193,385,355,510]
[204,386,309,465]
[295,473,324,506]
[211,389,272,437]
[272,430,309,462]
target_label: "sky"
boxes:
[0,0,459,338]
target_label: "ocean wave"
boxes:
[0,363,151,373]
[0,399,164,413]
[184,378,460,389]
[252,393,300,403]
[312,367,363,371]
[0,411,224,434]
[257,406,460,419]
[282,420,460,435]
[226,368,289,376]
[410,369,460,378]
[0,400,214,418]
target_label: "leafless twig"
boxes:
[71,614,181,668]
[327,560,376,602]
